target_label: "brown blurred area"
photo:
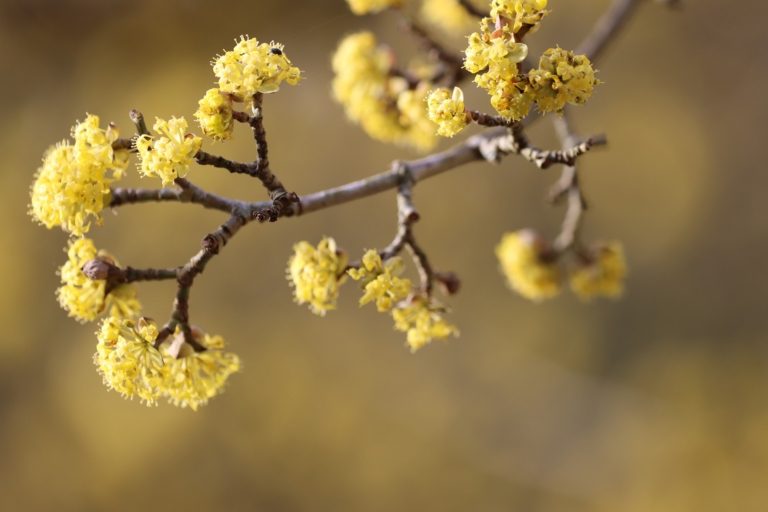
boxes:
[1,0,767,510]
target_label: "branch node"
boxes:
[202,234,222,254]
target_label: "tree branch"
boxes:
[195,150,255,175]
[100,0,651,355]
[551,112,588,254]
[468,110,516,128]
[576,0,643,61]
[400,18,467,86]
[457,0,488,19]
[476,126,607,170]
[109,180,243,214]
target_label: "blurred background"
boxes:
[1,0,766,510]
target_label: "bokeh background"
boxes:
[1,0,766,510]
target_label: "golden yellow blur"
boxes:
[1,0,766,510]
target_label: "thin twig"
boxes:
[457,0,487,19]
[476,125,607,169]
[393,163,436,295]
[109,181,243,214]
[551,112,588,253]
[400,18,467,86]
[576,0,642,61]
[129,109,149,136]
[160,212,249,351]
[468,110,516,128]
[196,150,255,175]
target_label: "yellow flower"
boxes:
[528,47,598,113]
[488,80,534,121]
[427,87,469,137]
[194,88,234,140]
[490,0,549,33]
[346,0,402,15]
[160,330,240,411]
[348,250,413,312]
[570,242,627,301]
[212,36,301,100]
[422,0,478,35]
[464,28,528,75]
[135,116,202,186]
[287,237,348,316]
[332,32,437,151]
[496,230,561,301]
[463,24,536,120]
[94,316,165,405]
[57,238,141,323]
[29,114,127,236]
[391,297,458,352]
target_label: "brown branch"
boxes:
[249,93,270,169]
[576,0,643,61]
[401,18,464,70]
[457,0,488,19]
[400,18,467,86]
[551,113,588,253]
[129,109,150,136]
[156,212,249,351]
[345,162,439,296]
[109,180,242,214]
[468,110,516,128]
[112,137,134,151]
[122,267,178,283]
[112,0,649,353]
[246,94,300,218]
[110,0,644,219]
[476,125,607,169]
[195,150,255,175]
[82,258,177,295]
[232,111,252,123]
[389,66,422,89]
[391,163,436,295]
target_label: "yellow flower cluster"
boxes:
[332,32,437,150]
[58,238,141,323]
[29,114,129,236]
[160,330,241,411]
[496,232,628,302]
[422,0,478,35]
[496,230,561,301]
[392,298,458,353]
[347,250,456,351]
[528,47,598,113]
[212,37,301,100]
[195,88,234,141]
[490,0,549,33]
[426,87,469,137]
[95,316,165,405]
[456,2,598,123]
[135,117,202,186]
[348,250,412,312]
[346,0,402,15]
[95,316,240,408]
[464,24,533,121]
[287,238,348,316]
[570,242,627,301]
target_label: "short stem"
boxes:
[129,109,149,136]
[468,110,516,128]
